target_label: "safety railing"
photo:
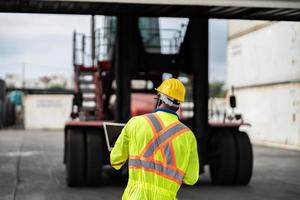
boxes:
[139,27,185,54]
[72,23,187,68]
[73,31,96,67]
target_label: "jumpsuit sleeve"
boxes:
[183,134,200,185]
[110,121,130,170]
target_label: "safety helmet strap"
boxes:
[158,93,180,108]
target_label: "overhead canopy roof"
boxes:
[1,0,300,20]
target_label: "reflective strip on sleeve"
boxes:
[129,158,184,184]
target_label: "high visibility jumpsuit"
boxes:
[110,109,199,200]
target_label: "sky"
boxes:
[0,13,227,82]
[209,19,228,82]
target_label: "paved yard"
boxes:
[0,129,299,200]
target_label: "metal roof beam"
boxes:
[52,0,300,9]
[1,0,300,21]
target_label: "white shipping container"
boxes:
[228,20,272,39]
[227,21,300,87]
[25,95,72,130]
[235,83,300,150]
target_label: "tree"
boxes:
[209,81,225,98]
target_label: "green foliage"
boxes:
[209,81,225,97]
[48,84,65,89]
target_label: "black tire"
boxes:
[0,100,3,128]
[2,101,8,127]
[234,131,253,185]
[86,130,104,186]
[66,129,85,187]
[12,103,16,125]
[0,79,5,102]
[210,131,237,185]
[7,101,13,126]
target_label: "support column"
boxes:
[188,18,209,172]
[91,15,96,66]
[114,16,139,122]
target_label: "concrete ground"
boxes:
[0,129,299,200]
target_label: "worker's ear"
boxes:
[158,99,163,107]
[155,99,162,108]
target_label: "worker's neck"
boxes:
[155,105,179,118]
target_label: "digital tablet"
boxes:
[103,122,125,151]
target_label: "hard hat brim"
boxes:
[155,88,184,103]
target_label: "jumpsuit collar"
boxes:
[154,108,179,119]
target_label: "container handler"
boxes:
[64,16,253,187]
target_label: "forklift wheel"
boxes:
[66,129,85,187]
[209,131,237,184]
[86,130,104,186]
[7,102,14,126]
[234,131,253,185]
[0,100,4,128]
[2,101,8,127]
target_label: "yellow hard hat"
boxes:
[155,78,186,102]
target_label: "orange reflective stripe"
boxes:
[155,114,165,129]
[145,113,162,132]
[129,157,184,184]
[144,115,157,134]
[152,114,167,161]
[151,127,189,159]
[153,114,175,165]
[133,113,189,184]
[169,143,177,166]
[140,119,179,157]
[164,144,173,165]
[159,145,167,163]
[143,123,188,158]
[129,156,185,176]
[129,166,182,185]
[144,114,167,161]
[146,157,185,176]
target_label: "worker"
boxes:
[110,78,199,200]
